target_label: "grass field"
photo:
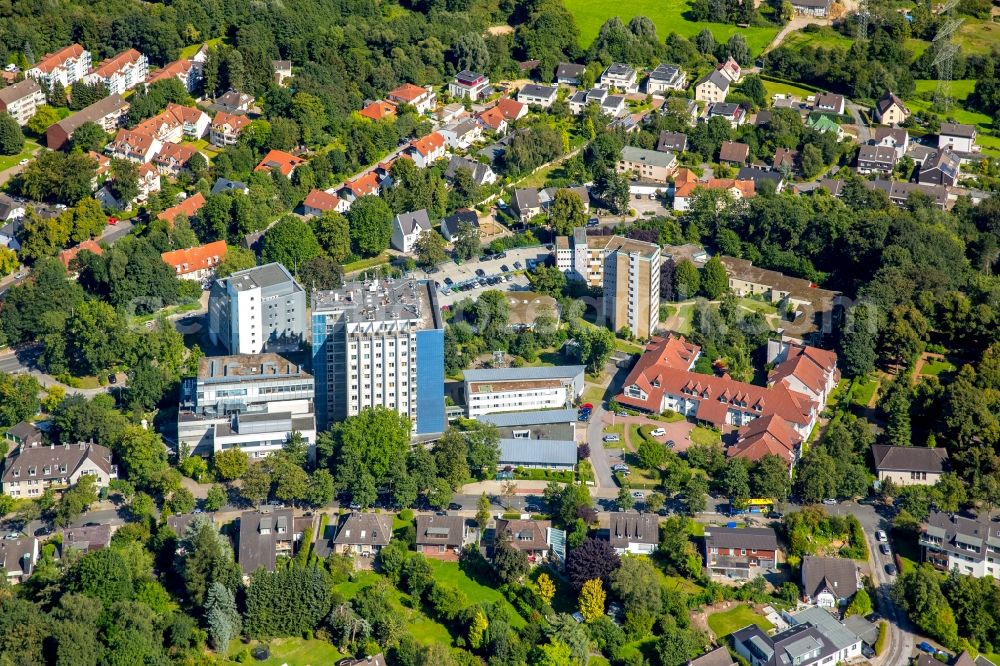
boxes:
[781,26,853,51]
[850,376,879,408]
[763,80,819,100]
[226,638,346,665]
[690,426,721,446]
[426,560,527,628]
[954,20,1000,54]
[565,0,779,54]
[343,252,390,274]
[180,36,224,59]
[914,79,976,101]
[707,605,775,638]
[920,359,956,377]
[905,38,932,59]
[0,139,39,171]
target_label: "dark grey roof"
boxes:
[464,365,585,382]
[609,512,659,547]
[225,262,301,292]
[415,514,466,547]
[513,187,541,211]
[238,508,294,575]
[648,64,682,82]
[519,84,557,100]
[394,209,431,235]
[709,102,741,117]
[62,524,112,553]
[479,409,577,427]
[858,145,897,165]
[499,438,577,467]
[704,527,778,551]
[338,656,387,666]
[556,63,586,79]
[940,122,976,139]
[5,421,41,443]
[732,623,839,666]
[697,69,730,91]
[876,91,906,115]
[922,510,1000,563]
[871,444,948,473]
[1,442,114,484]
[737,167,784,188]
[0,77,42,105]
[441,209,478,238]
[603,63,636,79]
[657,131,687,153]
[51,94,128,135]
[843,615,879,646]
[814,92,843,110]
[801,556,859,599]
[211,177,249,195]
[444,155,493,185]
[333,512,392,546]
[0,537,36,576]
[873,127,907,145]
[920,149,960,178]
[792,0,831,8]
[688,646,738,666]
[755,110,773,127]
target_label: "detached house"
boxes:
[800,556,860,607]
[555,62,586,86]
[716,57,742,83]
[439,119,483,149]
[872,444,948,487]
[449,70,490,101]
[158,192,206,223]
[568,88,626,117]
[303,189,348,216]
[416,514,469,560]
[920,510,1000,580]
[215,90,254,114]
[695,69,730,104]
[599,63,639,93]
[719,141,750,166]
[512,187,542,222]
[477,106,508,134]
[919,148,961,186]
[0,537,38,583]
[387,83,436,114]
[703,526,779,578]
[391,209,432,253]
[791,0,832,16]
[272,60,292,85]
[856,144,898,174]
[0,78,46,126]
[331,512,393,556]
[646,64,686,95]
[493,519,554,564]
[518,84,558,108]
[444,155,497,187]
[813,92,845,115]
[441,209,479,241]
[872,127,909,159]
[254,149,306,177]
[1,441,117,498]
[106,129,162,163]
[238,508,295,578]
[84,48,148,95]
[407,131,446,168]
[938,122,977,153]
[707,102,745,128]
[210,111,251,147]
[672,168,755,212]
[607,512,659,555]
[27,44,92,90]
[359,100,397,122]
[342,171,382,201]
[874,91,910,125]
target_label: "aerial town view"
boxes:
[0,0,997,664]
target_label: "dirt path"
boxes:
[762,16,830,55]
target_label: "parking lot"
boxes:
[419,246,552,307]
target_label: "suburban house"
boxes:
[617,145,677,183]
[0,194,25,226]
[672,168,756,212]
[439,119,483,149]
[158,192,207,223]
[46,93,129,150]
[27,43,92,89]
[689,647,738,666]
[872,127,910,159]
[415,514,469,560]
[1,441,117,498]
[856,144,898,174]
[0,537,38,583]
[791,0,832,16]
[694,69,730,104]
[813,92,845,115]
[518,83,558,108]
[5,422,43,449]
[874,91,910,125]
[84,48,148,95]
[737,166,785,193]
[920,510,1000,580]
[342,171,382,200]
[387,82,436,113]
[444,155,497,187]
[238,508,295,578]
[147,59,202,92]
[407,131,446,168]
[210,111,252,147]
[212,177,249,196]
[498,438,577,471]
[657,131,687,154]
[161,240,228,282]
[806,113,843,137]
[338,656,388,666]
[703,526,779,578]
[867,179,950,210]
[919,148,961,186]
[493,519,554,564]
[153,142,200,178]
[391,209,432,253]
[938,122,977,153]
[512,187,542,223]
[733,617,862,666]
[872,444,948,487]
[272,60,292,85]
[800,555,860,607]
[773,147,799,174]
[555,62,586,85]
[599,63,639,93]
[607,512,659,555]
[254,149,306,177]
[707,102,745,128]
[0,78,46,125]
[719,141,749,166]
[435,210,477,243]
[449,70,490,101]
[646,63,686,94]
[359,99,397,122]
[494,97,527,123]
[303,189,348,216]
[61,523,112,554]
[215,90,254,114]
[59,239,104,271]
[464,365,585,417]
[106,129,162,163]
[477,106,508,134]
[716,57,742,83]
[570,88,626,117]
[331,512,393,556]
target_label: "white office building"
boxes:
[177,354,316,460]
[208,263,307,355]
[463,366,585,417]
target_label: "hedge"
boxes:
[874,621,888,655]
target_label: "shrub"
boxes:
[874,620,888,655]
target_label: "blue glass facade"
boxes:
[414,328,445,434]
[311,313,329,430]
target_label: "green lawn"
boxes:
[954,20,1000,55]
[343,253,390,274]
[0,139,39,171]
[914,79,976,101]
[920,359,956,377]
[565,0,779,54]
[183,138,221,158]
[425,560,526,628]
[906,97,993,129]
[763,80,819,100]
[738,298,777,316]
[179,36,224,59]
[905,38,932,59]
[670,302,695,335]
[689,426,721,446]
[707,605,774,638]
[582,383,608,407]
[615,337,645,354]
[850,376,879,408]
[226,638,347,665]
[781,26,853,51]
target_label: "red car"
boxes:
[107,216,119,225]
[581,403,594,410]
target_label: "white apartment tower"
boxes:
[208,263,307,355]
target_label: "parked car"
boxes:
[918,642,936,655]
[448,502,462,511]
[879,543,891,556]
[475,268,486,277]
[496,252,507,259]
[504,274,513,282]
[513,261,523,270]
[444,277,453,286]
[665,440,675,448]
[526,259,537,269]
[822,498,838,505]
[603,434,620,442]
[18,158,29,166]
[885,563,897,576]
[107,374,117,384]
[875,530,888,543]
[525,504,540,513]
[649,428,666,437]
[616,411,628,417]
[500,264,510,273]
[631,491,644,499]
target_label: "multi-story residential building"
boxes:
[555,228,661,338]
[919,148,961,186]
[136,103,210,143]
[105,128,162,163]
[161,240,228,283]
[0,78,46,125]
[567,88,626,117]
[856,144,898,174]
[1,441,117,498]
[208,263,307,355]
[599,63,639,92]
[210,111,251,147]
[330,512,394,556]
[920,510,1000,579]
[871,444,948,487]
[84,48,148,95]
[694,69,730,104]
[517,83,558,108]
[406,131,446,168]
[463,366,585,417]
[238,507,296,579]
[158,192,206,223]
[46,94,129,150]
[703,526,778,578]
[872,127,909,159]
[617,145,677,183]
[449,70,490,101]
[733,613,862,666]
[153,142,200,177]
[874,91,910,125]
[387,82,436,114]
[177,353,316,460]
[311,278,446,434]
[672,168,756,212]
[27,44,92,90]
[645,64,686,94]
[478,408,577,442]
[938,122,977,153]
[147,59,201,92]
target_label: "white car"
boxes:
[18,158,29,166]
[649,428,666,437]
[631,491,644,499]
[603,434,620,442]
[875,530,888,543]
[822,498,838,505]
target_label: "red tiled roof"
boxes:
[387,83,427,102]
[154,142,198,167]
[303,189,342,212]
[109,128,158,154]
[477,106,505,130]
[211,111,251,132]
[728,414,802,463]
[769,345,839,396]
[164,103,204,125]
[494,97,525,121]
[147,60,192,84]
[59,239,103,269]
[157,192,206,222]
[161,240,228,275]
[33,44,87,74]
[359,100,397,121]
[675,177,755,199]
[254,149,305,177]
[91,49,143,78]
[409,131,445,157]
[347,171,380,197]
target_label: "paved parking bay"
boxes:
[418,246,553,307]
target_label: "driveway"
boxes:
[847,103,872,144]
[606,412,697,453]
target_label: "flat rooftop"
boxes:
[226,262,301,292]
[198,353,311,381]
[312,277,440,331]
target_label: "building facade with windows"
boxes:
[208,263,307,355]
[177,354,316,460]
[463,366,585,418]
[920,510,1000,580]
[311,278,445,435]
[1,442,116,498]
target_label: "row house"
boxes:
[27,43,92,89]
[210,111,251,147]
[1,441,117,498]
[856,144,898,175]
[303,189,349,216]
[147,59,202,92]
[920,510,1000,580]
[161,240,228,282]
[106,128,162,163]
[47,93,129,150]
[406,131,446,168]
[387,82,436,113]
[84,48,148,95]
[0,78,46,125]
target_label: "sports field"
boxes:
[565,0,779,54]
